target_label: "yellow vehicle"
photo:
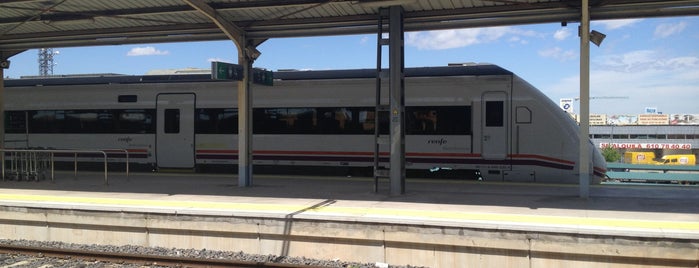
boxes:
[657,154,696,165]
[623,152,658,165]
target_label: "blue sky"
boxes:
[4,16,698,115]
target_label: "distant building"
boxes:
[146,68,210,75]
[591,125,699,157]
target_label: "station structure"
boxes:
[591,125,699,156]
[2,0,699,197]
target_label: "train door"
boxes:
[481,91,509,160]
[156,93,195,168]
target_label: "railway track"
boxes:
[0,244,327,268]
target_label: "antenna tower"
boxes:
[38,48,57,76]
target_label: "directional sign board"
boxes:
[211,61,243,80]
[252,68,274,86]
[211,61,273,86]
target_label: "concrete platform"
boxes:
[0,171,697,267]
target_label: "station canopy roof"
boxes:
[1,0,699,51]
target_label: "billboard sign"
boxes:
[670,114,699,125]
[590,114,607,125]
[607,115,638,125]
[638,114,669,125]
[600,143,692,150]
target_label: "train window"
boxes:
[5,111,27,134]
[217,109,238,134]
[356,109,389,135]
[515,106,531,124]
[648,134,666,139]
[630,134,649,139]
[29,110,60,133]
[249,106,471,135]
[485,101,504,127]
[317,108,356,134]
[409,108,438,134]
[164,109,180,133]
[253,108,315,134]
[64,110,114,133]
[118,95,138,103]
[358,110,375,134]
[24,109,155,134]
[196,108,237,134]
[116,109,155,134]
[406,106,471,135]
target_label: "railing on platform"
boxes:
[605,162,699,185]
[1,148,130,185]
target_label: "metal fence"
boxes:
[605,162,699,185]
[1,148,130,185]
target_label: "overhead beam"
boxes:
[1,1,698,49]
[0,0,327,23]
[3,0,695,25]
[183,0,245,48]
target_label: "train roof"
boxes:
[4,64,513,87]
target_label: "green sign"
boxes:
[253,68,274,86]
[211,61,273,86]
[211,61,243,80]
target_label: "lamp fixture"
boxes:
[589,30,606,47]
[578,26,606,47]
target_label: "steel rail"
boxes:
[0,244,325,268]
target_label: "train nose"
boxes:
[592,145,607,183]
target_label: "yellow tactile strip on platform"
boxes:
[1,193,698,232]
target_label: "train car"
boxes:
[3,64,606,183]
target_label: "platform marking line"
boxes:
[1,193,697,232]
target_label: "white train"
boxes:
[4,64,606,183]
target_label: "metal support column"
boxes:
[184,0,259,187]
[388,6,406,195]
[238,47,258,187]
[0,66,4,153]
[373,9,388,193]
[373,6,405,195]
[579,0,591,198]
[238,52,253,187]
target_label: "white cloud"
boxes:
[553,28,571,41]
[544,49,699,114]
[127,46,169,56]
[593,19,642,30]
[538,47,576,61]
[406,27,512,50]
[508,36,528,45]
[594,50,699,72]
[654,21,687,38]
[207,57,232,63]
[360,36,370,45]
